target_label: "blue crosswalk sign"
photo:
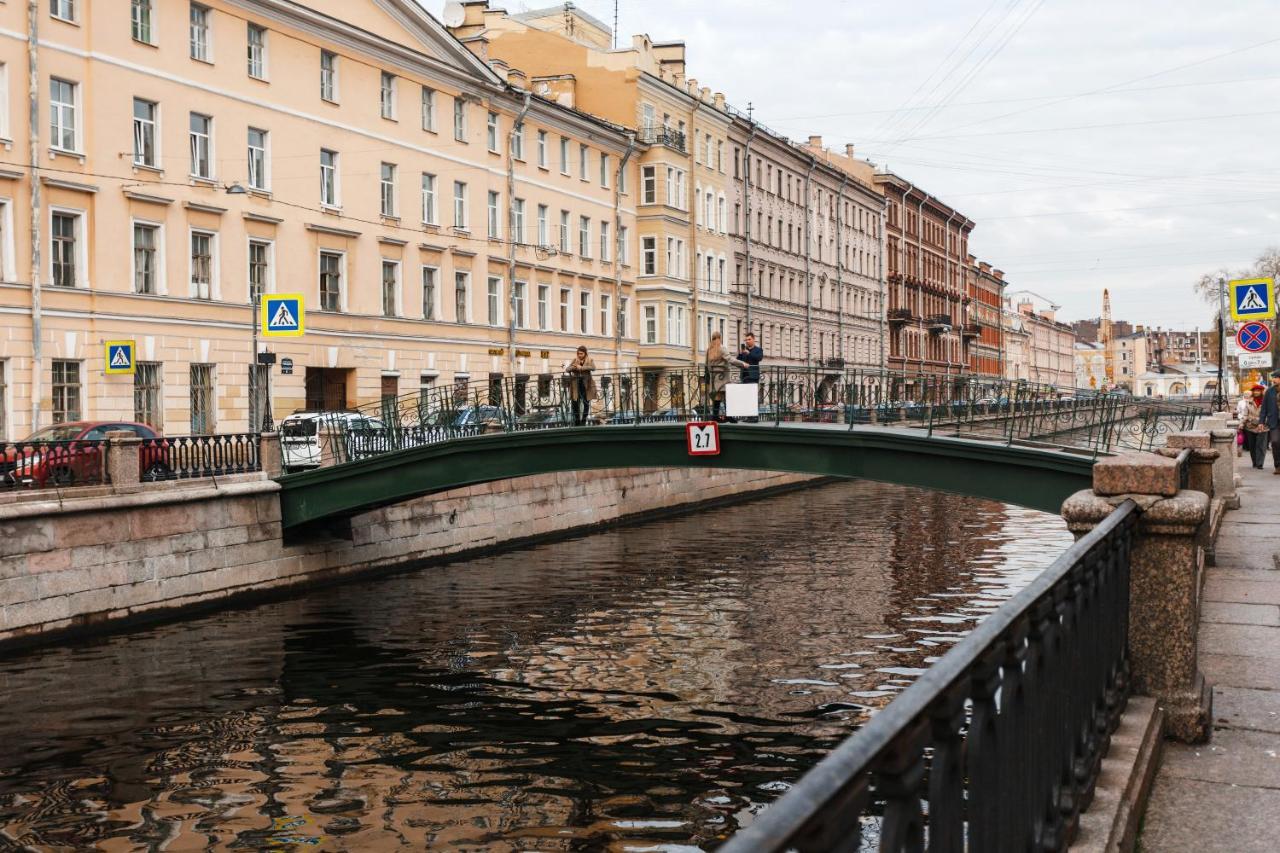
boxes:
[1230,277,1275,322]
[104,340,135,375]
[261,293,305,337]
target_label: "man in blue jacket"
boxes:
[738,332,763,383]
[1261,370,1280,472]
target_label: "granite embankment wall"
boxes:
[0,468,815,647]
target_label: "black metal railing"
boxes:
[639,126,687,152]
[0,439,108,489]
[721,499,1141,852]
[140,434,261,481]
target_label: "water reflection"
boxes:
[0,480,1070,850]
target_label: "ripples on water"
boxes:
[0,480,1070,851]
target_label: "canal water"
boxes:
[0,480,1071,851]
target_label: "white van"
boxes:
[279,411,385,472]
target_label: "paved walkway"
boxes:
[1141,456,1280,851]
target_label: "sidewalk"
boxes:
[1140,455,1280,851]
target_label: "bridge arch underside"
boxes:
[279,424,1095,532]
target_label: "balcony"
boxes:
[640,127,687,153]
[926,313,952,333]
[887,308,914,325]
[962,323,981,338]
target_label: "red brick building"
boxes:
[967,258,1005,379]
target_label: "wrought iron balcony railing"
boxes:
[962,322,982,338]
[926,313,953,331]
[887,308,914,324]
[639,127,687,152]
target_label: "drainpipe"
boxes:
[803,157,815,365]
[506,91,531,374]
[613,132,636,368]
[835,174,848,365]
[742,122,757,332]
[27,0,41,432]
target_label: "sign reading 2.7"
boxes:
[261,293,305,337]
[686,421,721,456]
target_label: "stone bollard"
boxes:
[106,429,142,487]
[1208,428,1239,508]
[1062,451,1213,743]
[1164,431,1215,497]
[259,431,283,478]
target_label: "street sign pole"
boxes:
[1217,276,1226,412]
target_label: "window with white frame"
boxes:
[189,112,212,178]
[453,97,466,141]
[599,220,610,262]
[536,204,548,246]
[51,0,76,23]
[319,250,343,311]
[132,98,157,167]
[537,284,549,329]
[641,236,656,275]
[421,173,437,224]
[599,293,610,337]
[559,136,569,174]
[512,122,524,160]
[717,256,726,293]
[248,239,271,302]
[320,149,338,206]
[643,304,657,344]
[247,127,268,190]
[486,276,502,326]
[578,216,590,258]
[247,23,267,79]
[665,237,686,279]
[513,198,526,244]
[537,130,548,168]
[578,143,589,180]
[190,230,216,299]
[617,225,628,265]
[50,211,80,287]
[380,72,396,119]
[559,287,571,332]
[666,303,686,346]
[558,210,569,252]
[579,290,591,334]
[665,167,686,208]
[50,78,77,152]
[381,260,399,317]
[421,86,435,131]
[421,266,438,319]
[600,153,610,188]
[133,222,159,294]
[380,162,397,217]
[641,165,656,204]
[320,50,338,101]
[486,112,499,152]
[513,281,527,329]
[620,297,629,338]
[453,181,467,228]
[487,190,500,238]
[189,4,211,61]
[131,0,155,44]
[454,270,469,322]
[0,64,8,141]
[717,193,727,233]
[51,360,81,423]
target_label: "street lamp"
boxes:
[226,182,272,432]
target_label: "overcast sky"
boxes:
[434,0,1280,330]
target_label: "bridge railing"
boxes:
[721,498,1142,852]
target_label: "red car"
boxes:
[1,421,170,488]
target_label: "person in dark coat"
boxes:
[738,332,763,384]
[1261,370,1280,473]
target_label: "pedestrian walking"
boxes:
[1242,383,1269,469]
[705,331,745,421]
[738,332,763,384]
[1260,370,1280,473]
[564,346,597,426]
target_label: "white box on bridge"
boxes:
[725,383,759,418]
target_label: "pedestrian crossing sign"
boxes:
[104,340,136,375]
[1229,277,1275,322]
[261,293,305,337]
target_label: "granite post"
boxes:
[105,430,141,487]
[259,432,282,478]
[1061,451,1212,743]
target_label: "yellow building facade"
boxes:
[0,0,640,438]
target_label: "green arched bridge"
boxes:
[277,422,1099,533]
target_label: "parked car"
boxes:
[1,421,168,487]
[514,409,570,430]
[279,412,386,472]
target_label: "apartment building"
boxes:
[742,133,885,372]
[1014,299,1076,388]
[0,0,639,438]
[967,259,1004,380]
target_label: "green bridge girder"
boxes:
[277,423,1098,532]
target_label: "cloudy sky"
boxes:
[434,0,1280,330]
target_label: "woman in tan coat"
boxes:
[565,346,597,425]
[704,332,744,421]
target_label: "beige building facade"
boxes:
[1014,299,1075,388]
[0,0,641,438]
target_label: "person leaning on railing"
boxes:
[563,346,597,426]
[737,332,763,384]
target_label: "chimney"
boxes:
[507,67,528,88]
[490,57,509,77]
[713,92,725,110]
[845,143,855,158]
[1041,309,1056,322]
[993,269,1004,281]
[1019,300,1034,316]
[808,135,823,148]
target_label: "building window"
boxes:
[641,165,656,204]
[666,303,686,346]
[454,270,469,322]
[320,50,338,101]
[578,216,590,258]
[421,86,435,131]
[537,284,549,330]
[320,149,338,206]
[486,276,502,326]
[487,190,500,238]
[643,305,657,344]
[189,4,211,62]
[578,143,589,180]
[188,112,212,178]
[512,123,525,160]
[380,162,397,218]
[50,211,78,287]
[559,136,569,174]
[513,198,526,244]
[453,97,466,141]
[246,23,267,79]
[380,72,396,119]
[559,288,571,332]
[513,281,527,329]
[134,362,162,429]
[50,78,77,151]
[132,98,157,167]
[453,181,467,228]
[600,293,611,337]
[483,111,500,152]
[559,210,570,253]
[248,239,270,302]
[665,167,686,208]
[51,0,76,23]
[247,127,268,190]
[131,0,155,44]
[51,360,81,423]
[642,236,656,275]
[422,266,438,320]
[599,220,610,262]
[536,204,548,246]
[600,153,610,188]
[319,251,342,311]
[537,130,548,168]
[133,223,159,294]
[579,290,591,334]
[618,226,629,264]
[421,173,437,224]
[381,260,399,317]
[190,364,214,434]
[190,231,215,299]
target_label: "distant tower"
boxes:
[1101,289,1115,385]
